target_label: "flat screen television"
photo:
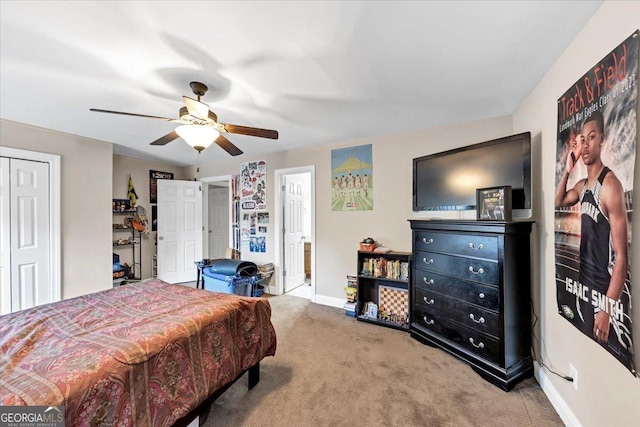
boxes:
[412,132,531,219]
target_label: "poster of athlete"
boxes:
[240,160,267,211]
[554,31,638,375]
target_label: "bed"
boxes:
[0,279,277,426]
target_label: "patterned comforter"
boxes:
[0,279,277,426]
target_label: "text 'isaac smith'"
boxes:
[565,276,625,322]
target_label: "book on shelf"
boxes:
[360,257,407,281]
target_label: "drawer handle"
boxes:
[423,316,434,325]
[469,313,485,323]
[468,242,484,250]
[478,292,485,299]
[423,258,434,265]
[422,237,434,244]
[468,266,484,275]
[423,297,434,304]
[469,337,485,349]
[423,277,434,284]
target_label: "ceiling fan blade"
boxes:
[90,108,175,121]
[150,131,179,146]
[182,96,210,121]
[214,134,243,156]
[220,123,279,139]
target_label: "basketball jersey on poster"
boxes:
[578,166,614,294]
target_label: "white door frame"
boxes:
[0,146,61,303]
[201,175,233,258]
[274,166,315,300]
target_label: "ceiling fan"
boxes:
[90,81,278,156]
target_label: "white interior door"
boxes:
[208,185,229,259]
[284,174,305,292]
[157,180,202,284]
[0,158,51,314]
[1,158,11,314]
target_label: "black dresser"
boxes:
[409,220,533,391]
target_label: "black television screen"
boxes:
[412,132,531,215]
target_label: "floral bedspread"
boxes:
[0,279,277,426]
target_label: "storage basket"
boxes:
[359,242,376,252]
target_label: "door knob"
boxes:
[159,236,164,240]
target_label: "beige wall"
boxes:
[0,119,112,299]
[190,115,513,301]
[513,2,640,425]
[112,155,184,280]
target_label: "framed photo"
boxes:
[366,302,378,319]
[476,186,511,221]
[149,170,174,204]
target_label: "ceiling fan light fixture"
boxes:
[175,124,219,152]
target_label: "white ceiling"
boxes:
[0,1,603,167]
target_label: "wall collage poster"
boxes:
[331,144,373,211]
[554,31,638,375]
[240,160,267,253]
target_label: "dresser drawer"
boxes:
[414,231,498,259]
[415,250,498,285]
[413,307,500,364]
[413,269,499,310]
[415,288,500,336]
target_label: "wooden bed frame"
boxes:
[174,363,261,426]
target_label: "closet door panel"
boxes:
[10,159,50,312]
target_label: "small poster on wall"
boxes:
[554,31,637,375]
[240,212,268,253]
[331,144,373,211]
[240,160,267,211]
[149,170,174,204]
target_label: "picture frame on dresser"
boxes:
[476,185,511,221]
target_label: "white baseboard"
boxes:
[534,361,581,427]
[313,294,346,309]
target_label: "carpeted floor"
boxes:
[203,294,562,426]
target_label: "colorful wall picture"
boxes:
[149,170,174,204]
[554,31,637,375]
[331,144,373,211]
[240,160,267,211]
[240,212,267,253]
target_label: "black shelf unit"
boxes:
[113,211,142,283]
[356,250,411,331]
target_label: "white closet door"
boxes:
[0,158,11,314]
[10,158,51,312]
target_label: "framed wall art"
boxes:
[149,170,174,204]
[476,186,511,221]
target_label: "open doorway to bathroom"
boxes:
[274,166,314,301]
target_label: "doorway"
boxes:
[201,175,233,259]
[274,166,314,301]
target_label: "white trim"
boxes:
[534,362,581,427]
[313,294,345,309]
[274,165,315,300]
[0,146,61,302]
